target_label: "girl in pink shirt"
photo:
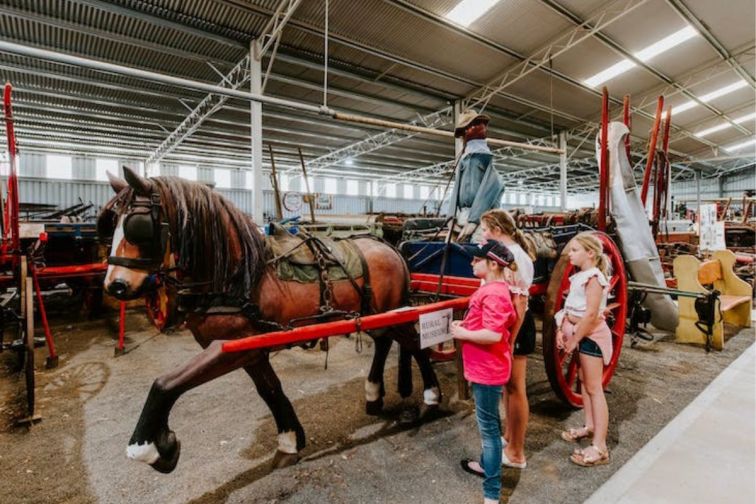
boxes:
[451,240,516,504]
[556,232,612,467]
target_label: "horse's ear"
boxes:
[123,166,153,196]
[107,171,127,193]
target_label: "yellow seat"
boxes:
[673,249,752,350]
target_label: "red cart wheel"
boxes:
[542,232,627,408]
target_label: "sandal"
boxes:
[560,426,593,443]
[570,445,609,467]
[460,458,485,478]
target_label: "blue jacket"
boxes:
[447,152,504,224]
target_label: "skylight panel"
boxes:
[694,123,730,137]
[724,138,756,152]
[584,26,698,87]
[445,0,500,27]
[734,112,756,123]
[669,80,748,116]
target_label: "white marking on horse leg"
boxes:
[126,441,160,464]
[277,431,298,454]
[423,386,441,406]
[365,380,381,402]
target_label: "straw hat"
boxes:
[454,109,490,137]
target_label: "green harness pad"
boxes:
[265,232,364,284]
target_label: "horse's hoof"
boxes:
[365,398,383,416]
[150,440,181,474]
[272,450,299,469]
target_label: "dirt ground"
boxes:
[1,309,753,504]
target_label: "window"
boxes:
[46,154,72,179]
[214,168,231,188]
[324,177,337,194]
[95,158,118,181]
[146,162,160,176]
[123,161,144,177]
[403,184,414,199]
[519,193,526,205]
[278,173,289,192]
[346,179,358,196]
[0,151,10,177]
[445,0,500,27]
[245,171,253,190]
[419,185,430,200]
[385,183,396,198]
[179,165,197,181]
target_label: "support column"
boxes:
[559,131,567,211]
[695,169,701,215]
[250,39,265,224]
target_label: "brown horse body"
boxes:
[101,168,440,473]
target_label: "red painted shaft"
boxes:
[641,96,664,206]
[598,87,610,231]
[30,265,57,360]
[118,302,126,352]
[222,297,470,353]
[622,95,632,161]
[3,83,19,255]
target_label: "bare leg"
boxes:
[503,356,528,464]
[580,353,608,451]
[127,340,261,473]
[243,355,305,468]
[365,335,392,415]
[578,365,595,432]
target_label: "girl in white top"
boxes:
[480,209,535,469]
[556,232,612,467]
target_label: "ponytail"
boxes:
[480,209,536,260]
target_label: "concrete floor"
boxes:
[1,311,754,504]
[586,341,755,504]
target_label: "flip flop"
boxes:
[501,451,527,469]
[460,458,485,478]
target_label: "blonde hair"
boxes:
[571,232,609,276]
[480,209,536,260]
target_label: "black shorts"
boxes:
[513,310,536,356]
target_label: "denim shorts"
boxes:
[579,337,603,358]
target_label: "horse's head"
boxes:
[98,167,170,300]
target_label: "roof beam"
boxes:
[145,0,304,165]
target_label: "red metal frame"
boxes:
[598,87,610,231]
[622,94,632,161]
[222,296,471,353]
[640,96,665,207]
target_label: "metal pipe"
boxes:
[0,41,565,155]
[332,112,564,154]
[622,94,631,160]
[598,87,609,231]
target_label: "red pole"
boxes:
[598,87,610,231]
[622,95,632,161]
[641,96,664,207]
[3,83,19,256]
[30,265,57,366]
[222,296,470,353]
[117,301,126,354]
[661,107,672,154]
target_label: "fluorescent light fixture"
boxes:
[694,123,730,137]
[584,26,698,87]
[445,0,500,27]
[634,26,698,60]
[668,80,748,116]
[724,138,756,152]
[345,158,354,166]
[734,112,756,123]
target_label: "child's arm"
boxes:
[451,320,502,344]
[508,293,528,347]
[564,277,604,353]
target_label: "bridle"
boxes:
[99,191,170,271]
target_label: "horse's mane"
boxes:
[104,177,266,298]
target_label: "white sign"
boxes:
[698,204,725,251]
[419,308,453,349]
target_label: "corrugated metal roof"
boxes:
[0,0,752,190]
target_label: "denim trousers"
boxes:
[472,382,504,500]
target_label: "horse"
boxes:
[98,167,442,473]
